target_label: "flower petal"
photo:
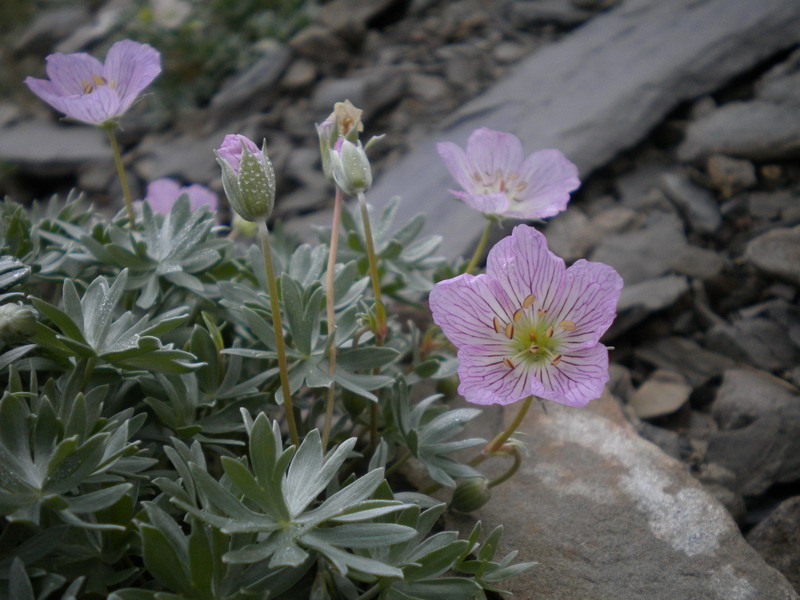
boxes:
[185,184,219,212]
[533,344,609,407]
[44,52,103,96]
[549,259,623,350]
[485,225,566,311]
[466,128,523,178]
[437,141,473,192]
[451,190,508,215]
[33,85,120,125]
[456,345,534,406]
[217,134,260,173]
[102,40,161,112]
[429,273,516,347]
[145,178,182,214]
[508,149,580,219]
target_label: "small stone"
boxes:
[0,121,108,169]
[12,6,89,54]
[706,316,799,372]
[56,0,131,53]
[544,208,594,262]
[629,370,692,419]
[408,73,451,103]
[509,0,592,28]
[670,245,724,280]
[635,337,736,389]
[706,154,757,197]
[617,275,689,314]
[289,24,350,66]
[280,58,317,90]
[747,496,800,591]
[590,206,639,235]
[0,103,20,128]
[745,227,800,286]
[747,191,796,221]
[312,67,406,117]
[659,171,721,234]
[492,41,529,65]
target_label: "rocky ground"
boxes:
[2,0,800,597]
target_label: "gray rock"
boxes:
[280,58,317,90]
[617,275,689,313]
[289,24,350,66]
[757,48,800,108]
[0,121,109,169]
[679,100,800,162]
[707,369,800,496]
[312,67,407,117]
[12,6,90,55]
[747,496,800,592]
[706,154,757,198]
[747,191,796,221]
[407,73,451,103]
[445,392,798,599]
[659,171,722,234]
[590,212,687,285]
[635,337,736,388]
[544,208,594,261]
[56,0,133,53]
[706,316,799,372]
[318,0,400,31]
[368,0,800,257]
[133,129,231,185]
[671,245,724,280]
[745,227,800,286]
[0,103,21,129]
[209,44,292,120]
[509,0,592,27]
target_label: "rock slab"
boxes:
[369,0,800,257]
[447,392,798,599]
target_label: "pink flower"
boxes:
[25,40,161,126]
[429,225,622,407]
[437,127,580,220]
[216,134,262,174]
[142,178,218,215]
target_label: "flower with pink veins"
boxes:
[429,225,622,407]
[142,178,218,216]
[25,40,161,126]
[437,127,580,220]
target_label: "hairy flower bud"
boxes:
[0,303,37,344]
[451,477,492,513]
[329,139,372,196]
[216,134,275,222]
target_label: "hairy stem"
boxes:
[104,125,135,227]
[464,218,493,275]
[487,446,522,488]
[258,220,299,447]
[470,395,534,466]
[322,188,344,450]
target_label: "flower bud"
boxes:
[329,139,372,196]
[450,477,491,513]
[231,213,258,238]
[216,134,275,222]
[0,303,37,344]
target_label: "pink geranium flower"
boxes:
[437,128,580,220]
[25,40,161,126]
[142,178,218,215]
[429,225,622,407]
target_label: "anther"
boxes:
[546,327,554,338]
[91,74,107,86]
[82,81,94,94]
[537,308,548,317]
[528,344,539,354]
[560,320,576,331]
[503,358,516,369]
[493,317,503,333]
[550,354,562,366]
[512,308,524,322]
[504,323,515,339]
[522,295,536,309]
[499,179,506,192]
[516,182,528,192]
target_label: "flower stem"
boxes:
[385,449,411,477]
[104,125,136,227]
[258,220,299,447]
[487,446,522,488]
[357,191,385,452]
[470,395,534,467]
[322,188,344,451]
[463,218,493,274]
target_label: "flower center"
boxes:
[472,168,528,202]
[81,74,116,95]
[491,294,576,369]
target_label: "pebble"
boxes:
[745,227,800,287]
[629,369,693,419]
[706,154,757,197]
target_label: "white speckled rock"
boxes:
[446,391,798,599]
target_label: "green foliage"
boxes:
[0,189,533,597]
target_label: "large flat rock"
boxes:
[368,0,800,257]
[447,392,798,599]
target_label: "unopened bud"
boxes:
[329,139,372,196]
[450,477,491,513]
[216,134,275,222]
[0,303,37,344]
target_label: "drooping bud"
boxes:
[329,139,372,196]
[316,99,366,185]
[215,134,275,222]
[0,303,37,344]
[450,477,492,513]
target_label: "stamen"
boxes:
[493,316,503,333]
[550,354,562,366]
[546,327,554,338]
[503,358,516,369]
[512,308,523,322]
[537,308,548,317]
[522,294,536,309]
[91,74,107,86]
[560,320,576,331]
[529,332,537,341]
[516,182,528,192]
[82,81,94,94]
[504,323,515,339]
[499,179,506,192]
[528,344,539,354]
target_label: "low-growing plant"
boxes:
[1,40,622,598]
